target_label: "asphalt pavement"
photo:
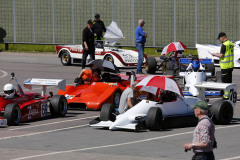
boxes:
[0,52,240,160]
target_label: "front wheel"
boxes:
[100,103,116,121]
[50,95,68,117]
[147,107,162,131]
[104,55,114,64]
[4,104,21,126]
[113,90,122,108]
[61,51,71,66]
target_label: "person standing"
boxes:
[184,100,216,160]
[211,32,234,99]
[93,14,106,46]
[82,20,96,69]
[136,19,147,74]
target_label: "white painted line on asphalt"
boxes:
[10,116,98,131]
[0,70,8,79]
[10,123,240,160]
[220,156,240,160]
[0,124,88,141]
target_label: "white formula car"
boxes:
[196,41,240,68]
[178,57,220,96]
[90,76,237,131]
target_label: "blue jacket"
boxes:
[136,25,146,43]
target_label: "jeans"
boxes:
[136,43,144,72]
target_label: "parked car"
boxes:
[0,73,67,126]
[90,76,237,131]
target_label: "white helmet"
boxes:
[3,83,16,98]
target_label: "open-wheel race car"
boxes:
[57,59,174,111]
[90,75,237,131]
[57,71,150,110]
[0,73,68,126]
[145,54,215,77]
[56,21,147,68]
[178,57,218,96]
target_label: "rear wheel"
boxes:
[61,51,71,66]
[205,62,215,76]
[147,107,162,131]
[145,57,157,74]
[210,99,233,125]
[4,104,21,126]
[50,95,68,117]
[162,61,174,75]
[100,103,116,121]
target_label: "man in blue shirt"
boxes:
[136,19,148,74]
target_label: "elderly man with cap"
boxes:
[82,20,97,69]
[93,14,106,46]
[211,32,234,99]
[184,100,216,160]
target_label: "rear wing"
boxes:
[179,58,212,77]
[195,82,237,107]
[24,78,66,96]
[179,58,212,64]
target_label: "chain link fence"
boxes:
[0,0,240,48]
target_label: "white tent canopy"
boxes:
[104,21,124,46]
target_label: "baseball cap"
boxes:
[87,20,95,24]
[191,100,208,110]
[95,14,100,19]
[217,32,226,39]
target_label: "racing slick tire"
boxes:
[163,61,174,75]
[113,90,122,108]
[145,57,157,74]
[4,103,21,126]
[50,95,68,117]
[104,55,114,64]
[147,107,162,131]
[210,99,233,125]
[100,103,116,121]
[216,71,222,82]
[61,51,71,66]
[205,62,215,76]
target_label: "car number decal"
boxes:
[229,89,237,103]
[41,100,48,117]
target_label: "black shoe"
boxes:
[136,71,144,74]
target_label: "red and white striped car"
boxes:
[56,45,147,68]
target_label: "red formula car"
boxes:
[0,73,68,126]
[57,72,173,110]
